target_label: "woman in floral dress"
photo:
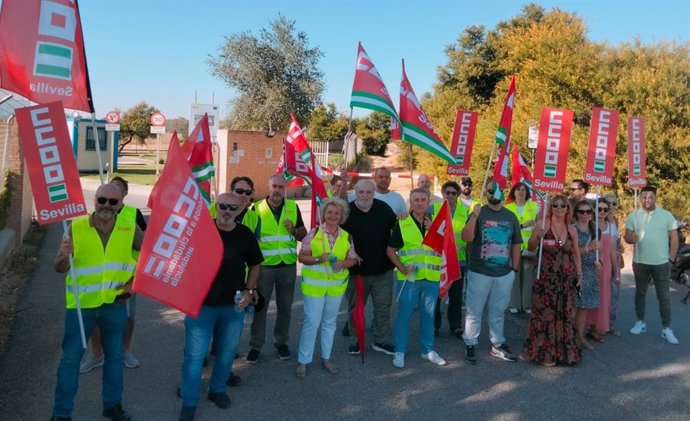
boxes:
[522,194,583,366]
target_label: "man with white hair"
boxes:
[342,179,398,355]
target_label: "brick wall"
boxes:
[1,121,33,246]
[217,130,287,199]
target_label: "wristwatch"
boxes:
[315,256,321,264]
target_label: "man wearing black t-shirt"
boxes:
[342,179,397,355]
[178,193,263,421]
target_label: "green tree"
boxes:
[119,102,158,153]
[355,112,391,156]
[166,117,189,141]
[209,14,324,131]
[307,103,348,141]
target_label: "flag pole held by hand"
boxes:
[62,220,87,349]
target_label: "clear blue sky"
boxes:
[3,0,689,120]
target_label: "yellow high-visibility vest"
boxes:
[65,212,137,309]
[505,201,538,250]
[300,228,350,297]
[256,199,298,266]
[396,215,441,282]
[432,201,469,262]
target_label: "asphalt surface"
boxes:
[1,180,689,420]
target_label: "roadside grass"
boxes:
[81,165,160,185]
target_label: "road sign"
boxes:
[150,112,166,127]
[105,124,120,132]
[150,126,166,134]
[105,111,120,124]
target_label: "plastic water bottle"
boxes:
[330,256,341,273]
[234,290,244,313]
[406,264,416,282]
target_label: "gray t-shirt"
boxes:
[348,190,407,215]
[467,205,522,277]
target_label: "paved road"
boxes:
[1,181,689,420]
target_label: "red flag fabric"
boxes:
[15,101,87,224]
[0,0,94,112]
[353,274,366,363]
[532,108,574,193]
[585,108,619,187]
[133,132,222,318]
[182,113,214,204]
[350,42,399,123]
[422,201,460,299]
[284,115,328,228]
[447,111,478,176]
[494,76,516,146]
[399,60,455,164]
[627,117,647,188]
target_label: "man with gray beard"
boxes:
[341,179,398,355]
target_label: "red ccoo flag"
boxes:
[182,113,215,204]
[0,0,94,112]
[134,132,223,318]
[422,201,460,299]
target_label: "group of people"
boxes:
[48,170,681,421]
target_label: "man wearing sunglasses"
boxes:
[209,177,260,240]
[248,174,307,364]
[178,192,263,421]
[461,178,522,365]
[79,177,147,375]
[51,183,143,421]
[431,181,468,339]
[624,186,679,344]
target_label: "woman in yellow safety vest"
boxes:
[505,182,539,314]
[386,188,447,369]
[295,198,357,379]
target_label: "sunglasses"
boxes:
[444,191,458,196]
[598,207,610,212]
[96,197,119,206]
[577,209,593,215]
[551,203,567,209]
[218,203,239,211]
[233,188,253,196]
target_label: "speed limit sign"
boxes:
[150,112,166,127]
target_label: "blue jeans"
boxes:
[53,302,127,417]
[463,270,515,346]
[180,305,245,407]
[394,280,439,354]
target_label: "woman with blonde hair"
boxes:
[295,198,358,379]
[522,194,582,366]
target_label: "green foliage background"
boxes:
[415,4,690,216]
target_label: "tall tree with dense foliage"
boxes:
[119,101,158,153]
[208,15,324,131]
[420,3,690,215]
[307,103,348,141]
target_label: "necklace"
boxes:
[552,223,567,246]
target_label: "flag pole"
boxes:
[536,192,549,280]
[480,140,499,203]
[89,112,105,185]
[62,220,87,348]
[344,107,353,169]
[634,188,639,262]
[594,186,601,262]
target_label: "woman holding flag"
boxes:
[522,194,582,366]
[295,198,357,379]
[387,188,447,369]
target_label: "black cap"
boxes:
[461,176,473,185]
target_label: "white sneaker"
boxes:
[508,307,519,314]
[392,352,405,369]
[421,350,447,366]
[79,353,104,374]
[661,328,679,344]
[124,350,141,368]
[629,320,647,335]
